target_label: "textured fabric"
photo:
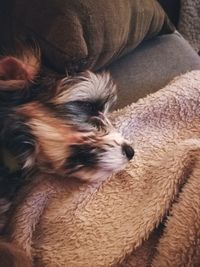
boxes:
[11,0,174,72]
[107,32,200,109]
[10,71,200,267]
[178,0,200,54]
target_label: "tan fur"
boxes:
[18,102,92,170]
[18,49,40,82]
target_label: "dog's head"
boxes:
[0,52,134,182]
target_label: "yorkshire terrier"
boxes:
[0,49,134,266]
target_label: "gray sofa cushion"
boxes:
[108,32,200,109]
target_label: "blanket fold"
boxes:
[9,71,200,267]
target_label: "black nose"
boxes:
[122,144,134,160]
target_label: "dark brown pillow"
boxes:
[12,0,174,72]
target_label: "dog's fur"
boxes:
[0,49,134,266]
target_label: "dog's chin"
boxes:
[72,169,113,182]
[71,161,128,182]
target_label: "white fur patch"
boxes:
[55,71,117,113]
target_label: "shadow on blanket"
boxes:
[5,70,200,267]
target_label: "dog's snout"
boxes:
[122,144,134,160]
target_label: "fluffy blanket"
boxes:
[178,0,200,54]
[10,70,200,267]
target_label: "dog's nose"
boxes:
[122,144,134,160]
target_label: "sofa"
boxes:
[1,0,200,266]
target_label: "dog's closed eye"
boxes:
[88,116,110,132]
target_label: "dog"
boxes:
[0,49,134,266]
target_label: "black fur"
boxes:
[46,99,106,125]
[1,110,36,170]
[0,165,24,233]
[66,144,99,173]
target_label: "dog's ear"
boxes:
[0,50,40,91]
[50,71,117,122]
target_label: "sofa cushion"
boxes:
[11,0,174,72]
[108,32,200,109]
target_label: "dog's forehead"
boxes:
[17,102,77,132]
[16,101,101,141]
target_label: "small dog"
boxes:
[0,49,134,266]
